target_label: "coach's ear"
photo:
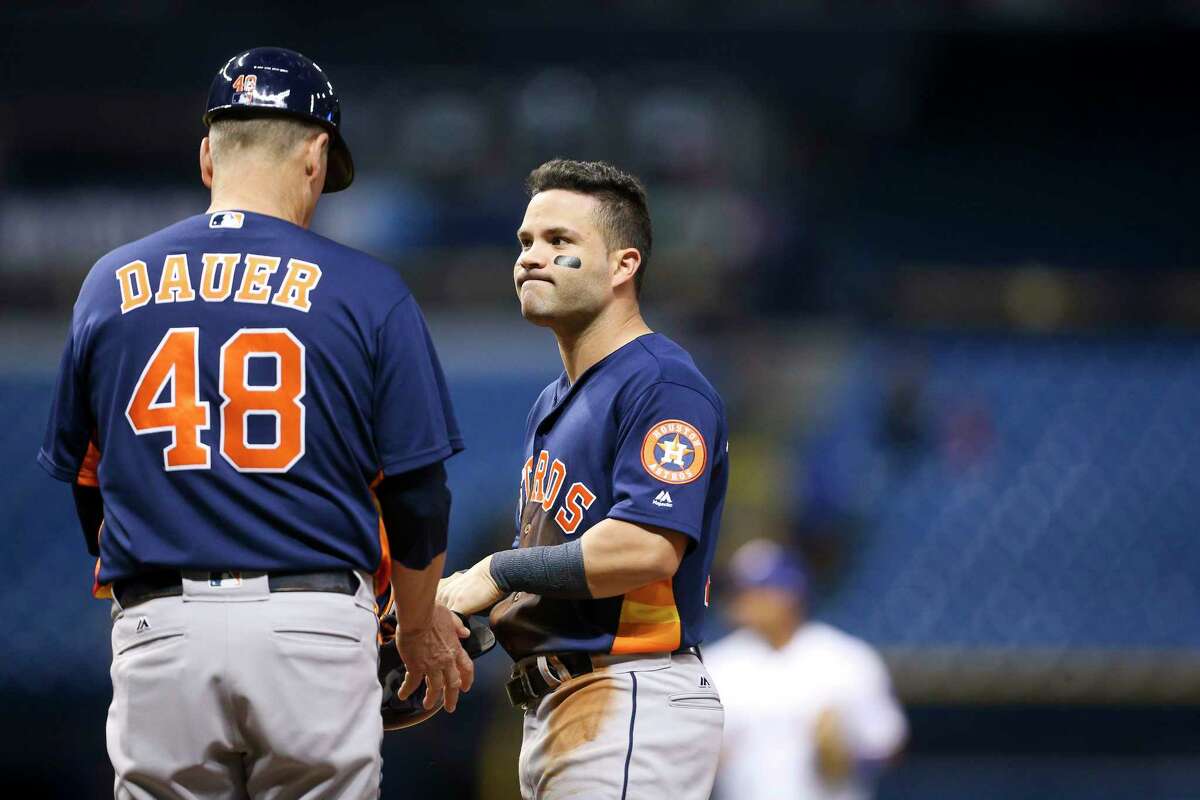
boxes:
[302,131,330,193]
[200,137,214,190]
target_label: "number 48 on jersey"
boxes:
[125,327,306,473]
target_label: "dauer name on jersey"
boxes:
[114,252,322,315]
[39,211,463,594]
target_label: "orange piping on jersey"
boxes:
[91,521,113,599]
[369,471,394,601]
[76,440,101,487]
[92,559,113,599]
[610,578,681,654]
[78,439,112,599]
[374,517,393,601]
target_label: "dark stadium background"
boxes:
[2,2,1198,797]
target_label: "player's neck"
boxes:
[555,305,652,384]
[764,624,800,650]
[208,174,317,229]
[757,615,804,650]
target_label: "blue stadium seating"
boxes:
[806,334,1200,648]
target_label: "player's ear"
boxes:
[611,247,642,293]
[199,137,214,190]
[303,131,330,185]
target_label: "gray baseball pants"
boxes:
[518,652,724,799]
[106,571,382,799]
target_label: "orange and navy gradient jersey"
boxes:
[489,333,728,660]
[38,210,463,593]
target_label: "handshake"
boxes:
[376,567,502,731]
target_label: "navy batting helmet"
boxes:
[203,47,354,193]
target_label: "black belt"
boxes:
[505,645,702,711]
[114,569,358,609]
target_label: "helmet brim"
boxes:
[324,130,354,193]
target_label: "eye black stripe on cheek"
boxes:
[554,256,582,268]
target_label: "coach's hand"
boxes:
[437,556,505,616]
[395,604,475,712]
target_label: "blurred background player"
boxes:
[37,47,473,798]
[706,539,907,800]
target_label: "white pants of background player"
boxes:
[106,572,382,799]
[518,652,723,800]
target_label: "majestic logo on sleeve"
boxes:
[641,419,707,484]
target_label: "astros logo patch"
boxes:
[641,419,707,484]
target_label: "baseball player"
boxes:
[705,540,907,800]
[37,47,474,799]
[438,159,729,799]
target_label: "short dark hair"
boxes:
[526,159,652,295]
[208,116,323,164]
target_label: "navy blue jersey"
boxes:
[39,210,463,595]
[489,333,728,659]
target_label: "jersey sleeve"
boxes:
[607,381,723,542]
[37,330,96,484]
[841,646,908,761]
[373,295,464,476]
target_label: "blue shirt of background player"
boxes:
[491,332,728,660]
[38,211,462,589]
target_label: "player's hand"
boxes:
[436,555,505,615]
[814,707,853,783]
[395,604,475,712]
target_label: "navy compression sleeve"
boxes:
[489,540,592,598]
[373,461,451,570]
[71,483,103,557]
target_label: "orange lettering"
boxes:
[541,459,566,512]
[555,482,597,535]
[531,451,548,503]
[155,254,196,303]
[200,253,239,302]
[235,254,280,304]
[125,327,211,469]
[271,258,322,312]
[219,328,306,472]
[116,260,151,314]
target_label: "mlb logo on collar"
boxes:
[210,211,245,229]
